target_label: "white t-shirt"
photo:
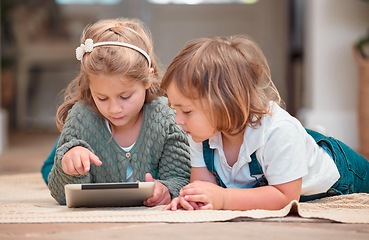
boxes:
[190,102,340,196]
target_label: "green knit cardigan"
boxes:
[48,97,191,205]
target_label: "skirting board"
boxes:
[0,109,8,154]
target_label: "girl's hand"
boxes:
[144,173,171,207]
[61,146,102,175]
[179,180,226,210]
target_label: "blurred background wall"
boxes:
[0,0,368,155]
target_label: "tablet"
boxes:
[65,182,154,208]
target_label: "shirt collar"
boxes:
[208,131,223,149]
[208,124,265,164]
[243,124,265,157]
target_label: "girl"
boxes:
[162,35,369,211]
[48,18,191,207]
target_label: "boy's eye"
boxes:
[183,111,191,114]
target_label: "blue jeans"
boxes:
[300,129,369,202]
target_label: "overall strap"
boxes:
[202,140,268,188]
[249,153,268,187]
[305,128,334,152]
[203,140,226,188]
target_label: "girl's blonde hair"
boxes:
[56,18,163,131]
[161,35,282,135]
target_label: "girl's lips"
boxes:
[112,116,125,120]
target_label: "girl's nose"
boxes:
[109,100,123,114]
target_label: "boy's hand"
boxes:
[163,196,204,211]
[179,180,225,210]
[144,173,171,207]
[61,146,102,175]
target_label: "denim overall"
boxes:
[202,129,369,202]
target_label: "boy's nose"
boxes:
[175,114,184,125]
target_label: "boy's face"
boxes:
[166,82,216,142]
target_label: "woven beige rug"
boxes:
[1,173,369,224]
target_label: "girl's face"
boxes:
[166,82,216,142]
[89,74,150,131]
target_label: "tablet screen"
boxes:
[65,182,154,208]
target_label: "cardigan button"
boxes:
[125,152,131,158]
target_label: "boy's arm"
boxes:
[181,177,302,210]
[222,178,302,210]
[190,167,217,184]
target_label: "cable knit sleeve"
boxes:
[145,97,191,197]
[47,103,96,205]
[157,120,191,197]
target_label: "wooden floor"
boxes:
[0,131,368,240]
[0,131,59,175]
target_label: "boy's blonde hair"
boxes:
[161,35,282,135]
[56,18,163,131]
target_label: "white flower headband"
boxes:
[75,38,151,68]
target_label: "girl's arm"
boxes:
[156,123,191,198]
[48,103,95,205]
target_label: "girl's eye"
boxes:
[97,97,108,101]
[183,111,191,114]
[121,95,131,100]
